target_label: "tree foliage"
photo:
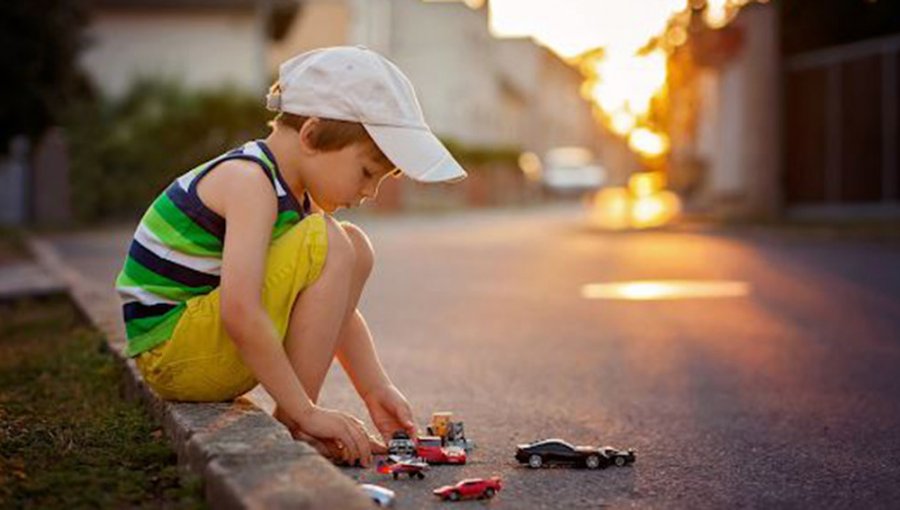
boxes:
[0,0,90,153]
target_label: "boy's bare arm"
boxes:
[212,162,314,419]
[337,310,417,441]
[209,161,373,464]
[336,310,391,397]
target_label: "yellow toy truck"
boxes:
[426,412,472,451]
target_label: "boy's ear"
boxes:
[297,116,320,155]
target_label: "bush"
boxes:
[64,80,270,221]
[63,80,524,221]
[441,137,521,168]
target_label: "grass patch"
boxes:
[0,228,27,264]
[0,297,206,509]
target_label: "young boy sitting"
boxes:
[115,46,467,468]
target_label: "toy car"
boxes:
[387,431,417,460]
[359,484,396,507]
[378,458,430,480]
[436,445,467,465]
[417,436,467,465]
[426,412,473,452]
[433,476,502,501]
[427,412,453,438]
[599,445,637,467]
[515,439,635,469]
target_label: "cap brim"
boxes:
[364,124,467,183]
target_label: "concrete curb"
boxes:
[27,236,373,510]
[0,262,67,301]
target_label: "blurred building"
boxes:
[79,0,601,156]
[270,0,604,157]
[671,1,899,219]
[781,0,899,219]
[79,0,300,98]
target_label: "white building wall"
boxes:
[270,0,352,69]
[81,9,267,98]
[348,0,393,54]
[699,3,781,216]
[534,49,605,156]
[384,0,503,146]
[270,0,602,153]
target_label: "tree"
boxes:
[0,0,90,154]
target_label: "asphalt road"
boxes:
[48,204,900,508]
[324,205,900,508]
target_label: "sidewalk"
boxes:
[14,228,372,510]
[0,262,66,301]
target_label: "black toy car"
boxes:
[515,439,635,469]
[599,445,636,467]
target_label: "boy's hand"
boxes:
[362,384,417,444]
[291,405,382,467]
[274,406,387,465]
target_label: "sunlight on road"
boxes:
[581,280,751,300]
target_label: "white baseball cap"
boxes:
[266,45,467,183]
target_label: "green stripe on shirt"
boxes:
[120,256,215,301]
[125,305,186,357]
[273,210,301,238]
[143,204,221,257]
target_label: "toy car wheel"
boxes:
[392,473,398,480]
[416,472,425,480]
[614,456,626,467]
[528,454,543,469]
[484,488,496,498]
[586,455,601,469]
[449,491,460,501]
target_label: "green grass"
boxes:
[0,298,206,509]
[0,228,27,264]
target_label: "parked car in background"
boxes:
[541,146,606,195]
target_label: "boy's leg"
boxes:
[334,223,375,329]
[281,215,361,403]
[275,219,374,450]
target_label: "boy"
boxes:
[115,46,467,467]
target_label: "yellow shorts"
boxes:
[135,213,328,402]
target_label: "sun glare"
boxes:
[581,281,752,301]
[488,0,685,58]
[432,0,764,230]
[453,0,762,163]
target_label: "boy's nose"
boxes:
[361,184,378,200]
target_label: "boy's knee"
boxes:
[340,222,374,278]
[322,215,355,269]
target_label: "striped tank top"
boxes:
[115,140,310,357]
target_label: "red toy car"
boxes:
[377,458,430,480]
[433,477,502,501]
[417,436,467,465]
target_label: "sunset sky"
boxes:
[486,0,688,58]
